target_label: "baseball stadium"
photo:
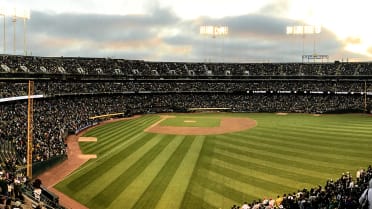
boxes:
[1,2,372,209]
[1,56,372,209]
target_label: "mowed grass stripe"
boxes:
[82,125,140,154]
[256,129,372,158]
[82,117,159,154]
[265,121,372,139]
[107,136,185,209]
[201,156,297,193]
[75,131,152,177]
[311,116,372,124]
[131,135,197,209]
[221,133,371,166]
[68,117,159,180]
[83,130,138,155]
[324,122,372,129]
[84,124,149,155]
[79,117,155,152]
[277,124,372,140]
[192,173,248,207]
[189,182,238,209]
[231,129,372,158]
[284,122,372,133]
[258,127,372,150]
[82,120,131,137]
[180,192,217,209]
[92,116,159,139]
[180,140,255,206]
[212,141,339,176]
[154,136,205,209]
[82,116,149,138]
[215,142,343,178]
[248,114,372,130]
[212,147,327,184]
[63,133,157,191]
[246,129,371,157]
[248,124,372,141]
[87,135,179,209]
[216,138,354,169]
[198,167,285,202]
[241,124,372,145]
[66,134,167,202]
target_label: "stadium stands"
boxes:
[1,54,372,76]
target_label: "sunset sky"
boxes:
[1,0,372,62]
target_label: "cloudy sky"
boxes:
[1,0,372,62]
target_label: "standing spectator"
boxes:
[241,201,250,209]
[359,179,372,209]
[33,179,42,201]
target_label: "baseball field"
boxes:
[54,113,372,209]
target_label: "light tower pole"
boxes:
[200,25,228,62]
[2,13,4,54]
[0,8,5,53]
[21,10,30,55]
[13,8,30,55]
[12,8,16,55]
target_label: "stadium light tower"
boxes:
[0,7,30,55]
[21,9,31,56]
[200,25,228,62]
[286,25,321,61]
[12,8,30,55]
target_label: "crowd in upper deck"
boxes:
[0,80,371,99]
[1,55,372,76]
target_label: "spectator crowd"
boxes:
[1,54,372,76]
[232,166,372,209]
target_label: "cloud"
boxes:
[29,8,178,41]
[25,9,181,58]
[259,0,292,16]
[4,7,364,62]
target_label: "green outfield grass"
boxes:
[159,116,221,127]
[54,113,372,209]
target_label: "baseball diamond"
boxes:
[37,113,372,209]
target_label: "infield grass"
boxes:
[159,116,221,127]
[54,113,372,209]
